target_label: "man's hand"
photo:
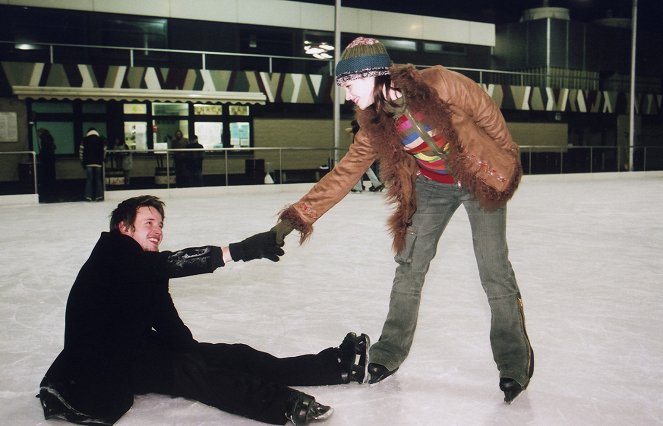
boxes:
[229,231,285,262]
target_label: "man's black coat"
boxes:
[41,232,223,422]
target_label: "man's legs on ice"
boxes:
[130,334,367,424]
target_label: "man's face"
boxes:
[119,206,163,252]
[342,77,376,110]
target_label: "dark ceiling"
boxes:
[302,0,661,33]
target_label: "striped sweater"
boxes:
[392,106,455,184]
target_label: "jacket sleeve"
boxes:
[430,66,514,148]
[279,133,378,243]
[109,236,224,281]
[165,245,224,278]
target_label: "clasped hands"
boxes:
[228,219,295,263]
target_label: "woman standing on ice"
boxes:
[271,37,533,403]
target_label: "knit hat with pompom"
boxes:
[335,37,391,86]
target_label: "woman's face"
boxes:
[341,77,375,110]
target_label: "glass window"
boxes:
[123,104,147,114]
[194,122,223,149]
[96,16,167,50]
[381,39,417,52]
[32,102,73,113]
[124,122,148,151]
[194,104,222,115]
[229,105,250,116]
[229,122,250,148]
[34,121,74,154]
[153,119,188,147]
[152,103,188,116]
[81,103,106,113]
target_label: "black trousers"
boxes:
[130,336,345,425]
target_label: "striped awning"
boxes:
[12,86,266,104]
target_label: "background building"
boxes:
[0,0,661,200]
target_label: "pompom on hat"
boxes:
[335,37,391,86]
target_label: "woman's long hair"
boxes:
[372,74,402,119]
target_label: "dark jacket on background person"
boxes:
[186,139,204,173]
[38,128,57,184]
[40,232,223,423]
[185,138,205,186]
[79,129,106,167]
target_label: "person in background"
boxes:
[79,127,105,201]
[37,128,57,194]
[38,195,369,426]
[270,37,532,403]
[171,129,189,187]
[113,137,133,186]
[348,120,384,193]
[185,134,205,187]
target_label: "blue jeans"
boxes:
[369,176,533,386]
[85,166,104,200]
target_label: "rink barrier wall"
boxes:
[2,171,662,207]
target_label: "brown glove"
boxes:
[270,219,294,247]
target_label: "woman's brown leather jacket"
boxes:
[279,64,521,253]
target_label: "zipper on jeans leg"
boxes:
[517,297,534,384]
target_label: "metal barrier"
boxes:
[1,146,661,200]
[519,145,663,175]
[102,146,341,190]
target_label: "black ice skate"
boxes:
[339,332,370,384]
[367,363,399,384]
[499,378,524,403]
[286,393,333,425]
[500,346,534,404]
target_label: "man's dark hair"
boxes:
[109,195,165,232]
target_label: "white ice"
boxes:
[1,172,662,426]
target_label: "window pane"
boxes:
[152,103,188,116]
[153,119,189,147]
[124,122,148,151]
[82,122,107,141]
[35,121,74,154]
[229,122,250,148]
[194,122,223,149]
[229,105,250,116]
[82,103,106,113]
[32,102,72,113]
[194,104,222,115]
[123,104,147,114]
[381,39,417,52]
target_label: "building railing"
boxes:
[519,145,663,175]
[1,40,654,92]
[0,40,334,77]
[1,146,661,199]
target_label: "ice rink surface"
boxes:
[1,172,662,426]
